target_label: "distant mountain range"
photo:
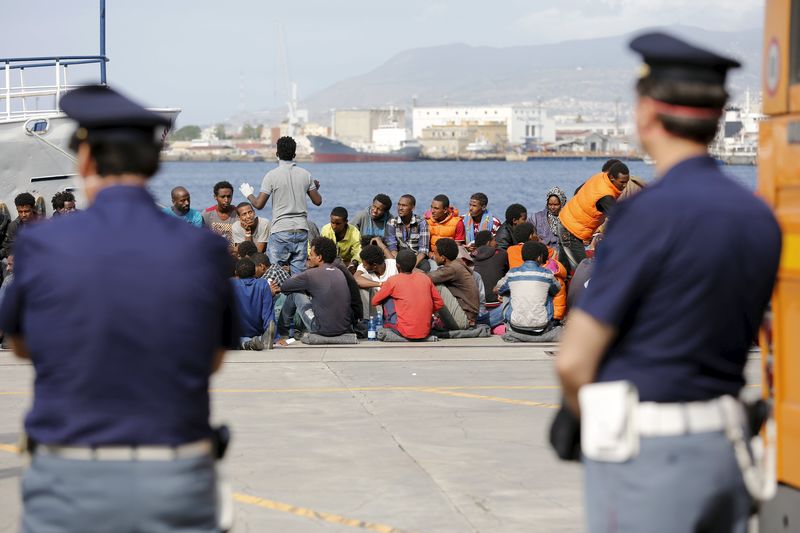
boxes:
[232,26,761,125]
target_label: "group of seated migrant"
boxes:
[216,156,639,347]
[5,140,636,348]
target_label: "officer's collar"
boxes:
[93,184,155,204]
[660,154,717,181]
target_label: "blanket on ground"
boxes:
[377,328,439,343]
[502,326,562,343]
[433,324,491,339]
[302,332,359,345]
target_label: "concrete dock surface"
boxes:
[0,339,762,533]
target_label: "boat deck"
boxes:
[0,340,762,532]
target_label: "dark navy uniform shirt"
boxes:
[0,186,237,445]
[578,156,781,402]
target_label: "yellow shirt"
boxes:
[320,223,362,263]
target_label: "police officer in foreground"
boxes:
[554,33,781,532]
[0,85,237,532]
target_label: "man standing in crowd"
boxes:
[163,186,203,227]
[385,194,431,271]
[463,192,501,249]
[2,193,39,261]
[555,33,781,532]
[203,180,238,244]
[232,202,270,254]
[373,249,443,340]
[320,206,362,270]
[426,238,479,330]
[426,194,465,251]
[51,191,78,216]
[232,258,276,351]
[495,203,528,250]
[558,161,630,270]
[273,237,352,343]
[0,85,237,531]
[240,136,322,275]
[352,193,393,241]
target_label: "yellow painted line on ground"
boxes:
[416,388,559,409]
[0,391,28,396]
[0,446,414,533]
[233,492,415,533]
[0,443,20,454]
[210,384,559,394]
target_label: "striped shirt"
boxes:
[385,214,430,255]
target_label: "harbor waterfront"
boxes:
[148,160,758,226]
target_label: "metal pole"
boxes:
[5,62,10,119]
[100,0,107,84]
[19,68,26,115]
[55,59,61,110]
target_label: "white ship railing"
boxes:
[1,55,108,121]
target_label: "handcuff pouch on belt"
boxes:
[579,380,640,462]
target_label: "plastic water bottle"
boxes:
[375,312,383,330]
[367,316,376,340]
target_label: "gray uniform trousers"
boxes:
[22,453,218,533]
[583,431,750,533]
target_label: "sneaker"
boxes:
[263,321,276,350]
[249,336,264,351]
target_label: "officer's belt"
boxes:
[33,438,213,461]
[636,396,743,437]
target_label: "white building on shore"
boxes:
[412,105,556,146]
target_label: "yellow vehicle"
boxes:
[759,1,800,529]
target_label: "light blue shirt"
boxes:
[163,206,204,227]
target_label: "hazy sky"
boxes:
[3,0,763,124]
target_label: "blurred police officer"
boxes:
[555,33,781,532]
[0,85,237,532]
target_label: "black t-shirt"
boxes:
[280,264,353,336]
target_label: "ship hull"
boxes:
[308,135,420,163]
[0,109,179,217]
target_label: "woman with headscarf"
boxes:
[532,187,567,250]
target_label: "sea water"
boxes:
[149,160,758,227]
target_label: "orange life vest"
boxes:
[507,243,524,269]
[559,172,622,241]
[427,207,461,249]
[546,247,567,320]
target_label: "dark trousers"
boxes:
[558,229,586,274]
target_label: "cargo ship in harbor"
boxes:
[308,123,422,163]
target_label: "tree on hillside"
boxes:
[215,124,227,140]
[171,125,201,141]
